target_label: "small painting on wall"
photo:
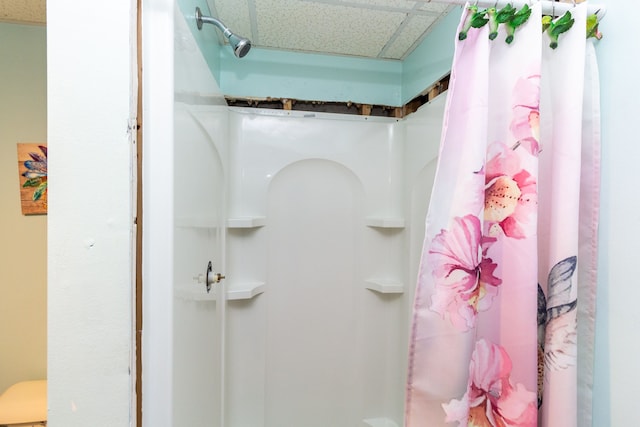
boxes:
[17,143,47,215]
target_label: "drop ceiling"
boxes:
[0,0,455,61]
[207,0,454,60]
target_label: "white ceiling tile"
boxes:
[209,0,254,43]
[418,2,451,14]
[334,0,417,10]
[256,0,407,57]
[381,13,437,59]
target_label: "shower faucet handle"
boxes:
[193,261,225,293]
[205,261,225,293]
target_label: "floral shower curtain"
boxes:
[405,2,600,426]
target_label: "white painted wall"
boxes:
[47,1,136,426]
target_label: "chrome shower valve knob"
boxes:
[205,261,225,293]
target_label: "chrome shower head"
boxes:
[195,7,252,58]
[227,33,252,59]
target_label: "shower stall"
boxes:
[144,7,446,427]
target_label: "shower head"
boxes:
[195,7,252,58]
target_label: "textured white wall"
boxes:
[47,1,136,426]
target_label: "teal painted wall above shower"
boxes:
[178,0,461,107]
[219,48,403,106]
[402,8,462,104]
[177,0,223,82]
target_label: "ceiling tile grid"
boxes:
[207,0,453,60]
[256,0,408,57]
[208,0,254,44]
[380,13,438,59]
[418,1,451,13]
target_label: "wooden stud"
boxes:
[440,77,450,93]
[428,83,440,100]
[282,99,293,110]
[359,104,372,116]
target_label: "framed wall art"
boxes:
[17,143,47,215]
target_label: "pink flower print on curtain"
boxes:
[443,339,537,427]
[484,144,537,239]
[428,215,502,331]
[510,74,541,155]
[405,3,599,427]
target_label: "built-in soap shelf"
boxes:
[363,417,399,427]
[226,282,265,300]
[227,216,266,229]
[365,217,405,229]
[174,282,265,301]
[365,279,404,294]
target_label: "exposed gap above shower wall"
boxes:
[403,74,450,117]
[225,74,450,118]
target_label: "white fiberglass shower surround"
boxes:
[142,6,445,427]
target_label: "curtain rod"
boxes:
[431,1,606,19]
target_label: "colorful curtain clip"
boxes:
[545,11,575,49]
[459,5,489,40]
[505,4,532,44]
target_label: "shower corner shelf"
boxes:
[365,217,405,229]
[226,282,265,300]
[363,417,400,427]
[174,282,265,301]
[365,279,404,294]
[227,216,266,229]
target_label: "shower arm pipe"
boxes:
[196,11,233,37]
[195,7,252,58]
[432,0,606,20]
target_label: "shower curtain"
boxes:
[405,2,600,427]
